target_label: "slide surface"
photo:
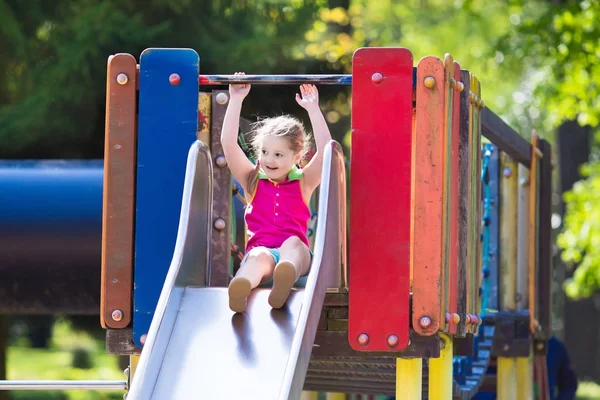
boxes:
[127,140,346,400]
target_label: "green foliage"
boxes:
[0,0,324,158]
[557,161,600,299]
[499,0,600,299]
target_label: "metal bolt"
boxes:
[357,333,369,346]
[215,155,227,168]
[371,72,384,84]
[456,81,464,92]
[419,316,432,329]
[503,344,510,352]
[116,73,128,85]
[387,334,399,348]
[214,218,226,231]
[423,76,436,89]
[449,77,456,88]
[140,334,147,345]
[503,167,512,178]
[452,313,460,324]
[114,144,121,150]
[111,310,123,322]
[216,92,229,105]
[169,73,181,85]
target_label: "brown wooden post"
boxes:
[209,90,232,287]
[457,70,471,337]
[101,54,138,329]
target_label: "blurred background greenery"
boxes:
[2,0,600,398]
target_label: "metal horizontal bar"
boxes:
[0,380,127,391]
[199,74,352,85]
[481,107,533,166]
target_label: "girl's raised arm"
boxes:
[296,85,332,195]
[220,73,255,194]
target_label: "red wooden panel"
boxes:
[348,47,413,352]
[411,56,445,336]
[101,54,137,329]
[447,60,461,335]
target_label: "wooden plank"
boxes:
[412,56,445,336]
[132,48,200,347]
[474,78,483,332]
[440,54,454,331]
[349,47,413,351]
[198,92,211,144]
[446,57,461,335]
[481,107,532,166]
[529,133,540,333]
[457,70,471,337]
[537,138,552,339]
[313,330,440,359]
[209,90,232,287]
[101,53,138,329]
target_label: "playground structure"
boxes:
[0,47,553,399]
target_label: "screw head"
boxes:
[215,155,227,168]
[216,92,229,105]
[419,316,432,329]
[111,309,123,322]
[452,313,461,324]
[140,334,147,345]
[503,167,512,178]
[214,218,226,231]
[357,333,369,346]
[424,76,436,89]
[116,73,128,85]
[169,73,181,85]
[387,334,399,348]
[371,72,384,84]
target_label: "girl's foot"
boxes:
[228,276,252,313]
[268,261,297,309]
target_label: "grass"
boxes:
[6,318,125,400]
[5,317,600,399]
[578,381,600,400]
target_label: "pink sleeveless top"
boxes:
[245,166,311,252]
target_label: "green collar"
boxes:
[258,165,303,182]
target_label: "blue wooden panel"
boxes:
[133,48,199,346]
[485,144,499,311]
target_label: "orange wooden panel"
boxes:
[101,54,137,329]
[412,56,445,336]
[447,60,462,335]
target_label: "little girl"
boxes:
[221,72,332,313]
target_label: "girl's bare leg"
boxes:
[228,247,276,313]
[268,236,312,309]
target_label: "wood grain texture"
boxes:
[209,90,232,287]
[348,48,414,351]
[412,56,445,336]
[101,53,137,329]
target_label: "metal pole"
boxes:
[0,380,127,391]
[198,74,352,85]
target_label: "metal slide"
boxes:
[127,140,347,400]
